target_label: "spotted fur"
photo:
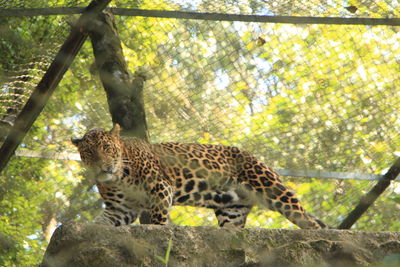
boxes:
[72,124,327,229]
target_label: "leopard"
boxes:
[72,124,327,229]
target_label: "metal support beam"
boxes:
[338,157,400,229]
[0,7,399,26]
[14,149,400,181]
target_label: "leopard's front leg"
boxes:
[95,205,139,226]
[147,180,173,225]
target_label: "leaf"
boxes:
[345,6,358,14]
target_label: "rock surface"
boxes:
[41,223,400,267]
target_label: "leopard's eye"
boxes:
[102,144,110,151]
[81,151,93,163]
[82,148,100,161]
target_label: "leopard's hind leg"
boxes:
[236,152,327,229]
[203,189,252,228]
[214,205,252,228]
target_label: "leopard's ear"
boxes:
[71,138,82,146]
[110,123,121,136]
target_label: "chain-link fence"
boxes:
[1,0,399,264]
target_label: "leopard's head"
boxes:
[72,124,123,183]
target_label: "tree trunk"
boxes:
[87,11,148,140]
[88,11,151,223]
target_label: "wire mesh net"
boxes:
[0,14,70,137]
[0,1,400,264]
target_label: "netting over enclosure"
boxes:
[0,0,399,265]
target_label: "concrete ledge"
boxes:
[41,223,400,267]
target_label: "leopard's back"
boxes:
[151,142,240,183]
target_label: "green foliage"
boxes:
[155,238,172,267]
[0,0,399,266]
